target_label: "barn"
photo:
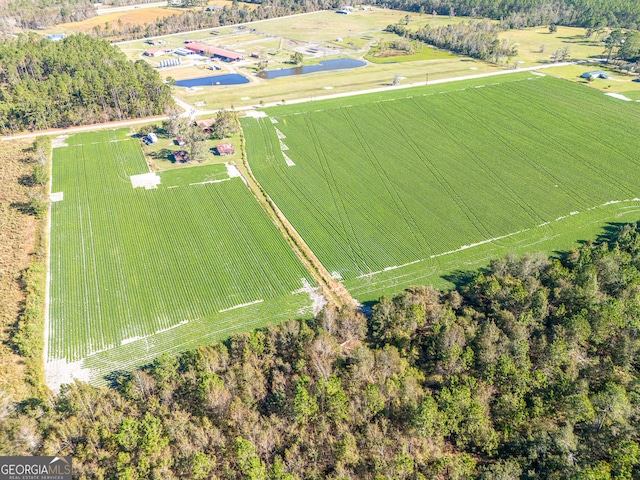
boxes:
[184,43,244,62]
[216,143,235,156]
[581,70,611,80]
[144,48,163,57]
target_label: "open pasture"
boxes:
[243,74,640,302]
[48,130,314,385]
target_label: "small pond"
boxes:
[258,58,366,80]
[175,74,250,87]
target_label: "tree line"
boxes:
[1,222,639,478]
[0,34,172,133]
[372,0,640,30]
[386,19,517,62]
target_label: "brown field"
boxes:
[0,140,40,401]
[42,0,256,35]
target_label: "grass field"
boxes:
[242,74,640,302]
[48,130,315,385]
[499,26,607,67]
[542,64,640,100]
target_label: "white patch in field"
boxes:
[52,135,70,148]
[431,229,531,259]
[324,86,333,90]
[226,163,241,178]
[331,271,343,281]
[470,67,478,70]
[358,259,423,278]
[121,336,142,345]
[244,110,267,118]
[301,278,327,315]
[606,92,632,101]
[130,172,161,189]
[50,192,64,202]
[274,127,286,139]
[189,178,230,186]
[219,299,264,313]
[283,153,296,166]
[156,320,188,334]
[531,71,546,76]
[46,358,92,392]
[241,96,250,100]
[270,117,278,124]
[280,140,289,150]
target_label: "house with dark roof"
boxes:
[173,150,190,163]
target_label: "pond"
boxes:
[175,74,250,87]
[258,58,366,80]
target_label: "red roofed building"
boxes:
[144,48,163,57]
[184,43,244,61]
[216,143,235,156]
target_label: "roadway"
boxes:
[1,61,577,142]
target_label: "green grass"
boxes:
[365,43,456,64]
[49,130,314,384]
[242,74,640,303]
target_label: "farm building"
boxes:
[216,143,235,156]
[174,48,196,56]
[336,9,350,14]
[175,136,185,146]
[145,132,158,144]
[144,48,163,57]
[184,43,244,61]
[173,150,190,163]
[196,118,215,134]
[581,70,611,79]
[45,33,66,41]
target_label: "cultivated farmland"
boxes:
[48,130,315,386]
[242,74,640,302]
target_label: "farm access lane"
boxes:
[0,61,578,143]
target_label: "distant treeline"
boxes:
[2,222,639,478]
[373,0,640,29]
[2,0,640,39]
[0,34,172,132]
[387,20,517,62]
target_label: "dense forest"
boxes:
[0,34,172,133]
[1,223,639,478]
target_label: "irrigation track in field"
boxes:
[237,126,356,309]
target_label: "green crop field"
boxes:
[242,73,640,303]
[48,130,315,386]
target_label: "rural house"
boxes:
[196,118,216,134]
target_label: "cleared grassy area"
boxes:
[500,26,607,67]
[173,57,498,109]
[243,74,640,303]
[365,43,456,64]
[48,129,314,384]
[142,128,243,171]
[542,64,640,99]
